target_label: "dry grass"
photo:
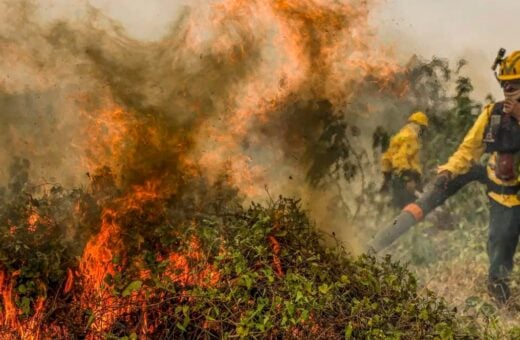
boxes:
[415,254,520,332]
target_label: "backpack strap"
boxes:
[483,102,503,144]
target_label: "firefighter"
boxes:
[380,111,429,208]
[434,49,520,303]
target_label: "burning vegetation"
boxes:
[0,0,505,338]
[0,161,461,338]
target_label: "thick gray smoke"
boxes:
[0,0,421,253]
[0,0,395,185]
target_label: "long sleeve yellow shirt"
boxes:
[438,104,520,207]
[381,123,422,176]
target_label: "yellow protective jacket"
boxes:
[381,123,422,176]
[438,104,520,207]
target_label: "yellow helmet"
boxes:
[497,50,520,81]
[408,111,428,127]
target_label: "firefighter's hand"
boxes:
[504,88,520,116]
[405,179,417,193]
[434,171,452,190]
[505,97,520,117]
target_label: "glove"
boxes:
[434,171,452,190]
[405,179,417,194]
[398,170,420,192]
[380,172,392,193]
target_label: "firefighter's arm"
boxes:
[437,106,492,176]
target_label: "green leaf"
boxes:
[176,322,186,332]
[86,310,95,329]
[245,276,253,290]
[20,297,31,315]
[435,322,453,340]
[319,283,330,294]
[183,314,190,328]
[419,308,429,321]
[345,323,353,339]
[480,302,496,317]
[17,284,27,294]
[295,291,303,302]
[122,280,143,297]
[237,325,249,337]
[112,255,120,265]
[464,296,481,308]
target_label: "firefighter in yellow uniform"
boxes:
[381,111,429,208]
[437,49,520,303]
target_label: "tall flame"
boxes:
[0,0,405,337]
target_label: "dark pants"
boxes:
[441,166,520,291]
[487,200,520,283]
[391,174,419,209]
[436,165,520,284]
[400,165,519,286]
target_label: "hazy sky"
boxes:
[372,0,520,99]
[38,0,516,99]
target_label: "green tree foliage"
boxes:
[307,56,484,188]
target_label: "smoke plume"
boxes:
[0,0,410,255]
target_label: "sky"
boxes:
[37,0,517,100]
[371,0,520,99]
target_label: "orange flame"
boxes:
[27,211,39,233]
[0,270,47,339]
[163,237,220,287]
[0,0,405,337]
[77,180,173,335]
[78,207,122,333]
[185,0,402,200]
[64,268,74,294]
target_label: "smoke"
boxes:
[0,0,408,253]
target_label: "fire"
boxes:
[185,0,401,201]
[0,270,47,339]
[0,0,404,337]
[78,207,122,333]
[27,211,39,233]
[76,180,163,334]
[163,236,220,287]
[0,270,19,330]
[74,177,222,336]
[64,268,74,294]
[79,106,133,180]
